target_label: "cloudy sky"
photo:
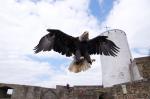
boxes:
[0,0,149,88]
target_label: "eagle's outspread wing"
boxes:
[87,36,119,56]
[34,29,77,57]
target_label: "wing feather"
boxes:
[34,34,55,53]
[34,29,77,57]
[87,36,119,56]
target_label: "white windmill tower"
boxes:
[100,29,142,87]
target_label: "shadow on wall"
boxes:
[99,92,114,99]
[0,86,13,98]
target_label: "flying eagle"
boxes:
[34,29,119,73]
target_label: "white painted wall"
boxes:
[100,29,142,87]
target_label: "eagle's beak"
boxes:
[79,31,89,41]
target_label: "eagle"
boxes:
[34,29,119,73]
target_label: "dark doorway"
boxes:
[99,93,114,99]
[0,86,13,98]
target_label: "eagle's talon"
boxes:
[92,59,95,62]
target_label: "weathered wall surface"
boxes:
[56,85,104,99]
[0,84,104,99]
[112,80,150,99]
[0,56,150,99]
[135,56,150,80]
[0,84,58,99]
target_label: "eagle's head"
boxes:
[79,31,89,41]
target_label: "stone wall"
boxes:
[0,84,58,99]
[0,83,104,99]
[135,56,150,80]
[112,80,150,99]
[56,85,103,99]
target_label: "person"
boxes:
[66,84,70,89]
[66,84,70,93]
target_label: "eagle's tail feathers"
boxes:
[68,59,91,73]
